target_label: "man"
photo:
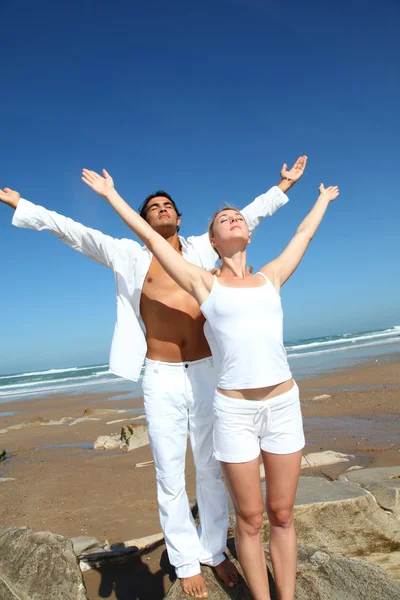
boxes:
[0,156,306,598]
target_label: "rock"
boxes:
[106,415,144,425]
[93,436,109,449]
[134,460,154,468]
[0,526,87,599]
[339,466,400,517]
[11,417,50,429]
[104,435,121,450]
[164,545,400,599]
[292,545,400,599]
[121,424,149,451]
[229,476,400,557]
[111,532,164,552]
[0,417,74,434]
[260,451,354,479]
[362,550,400,582]
[164,552,252,599]
[45,417,74,426]
[301,450,354,469]
[0,450,6,462]
[345,465,364,473]
[83,408,125,417]
[71,536,102,556]
[69,417,101,426]
[93,434,120,450]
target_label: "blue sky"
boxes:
[0,0,399,374]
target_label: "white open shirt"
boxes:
[12,186,288,381]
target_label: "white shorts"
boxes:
[213,382,305,463]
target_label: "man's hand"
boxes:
[0,187,21,209]
[318,183,339,203]
[82,169,115,199]
[281,155,308,183]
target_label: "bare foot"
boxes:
[180,573,208,598]
[214,557,239,588]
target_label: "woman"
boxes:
[82,168,339,600]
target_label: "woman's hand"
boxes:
[82,169,115,199]
[318,183,339,202]
[0,187,21,209]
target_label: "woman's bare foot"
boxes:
[214,558,239,588]
[180,573,208,598]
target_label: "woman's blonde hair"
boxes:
[208,205,252,276]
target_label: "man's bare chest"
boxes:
[141,259,200,315]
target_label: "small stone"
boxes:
[134,460,154,469]
[71,536,102,556]
[310,550,331,566]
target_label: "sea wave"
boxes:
[0,364,109,382]
[0,372,116,395]
[286,326,400,352]
[288,336,400,359]
[0,376,121,399]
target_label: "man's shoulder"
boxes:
[114,236,150,260]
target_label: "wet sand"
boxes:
[0,357,399,598]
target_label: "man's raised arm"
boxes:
[0,186,123,268]
[240,155,307,232]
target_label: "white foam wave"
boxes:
[0,372,115,395]
[288,336,400,359]
[0,376,123,399]
[286,327,400,352]
[0,364,109,381]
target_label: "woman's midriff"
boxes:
[217,378,295,401]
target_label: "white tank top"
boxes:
[201,272,292,390]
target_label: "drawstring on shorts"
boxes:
[253,402,275,435]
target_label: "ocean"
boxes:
[1,325,399,403]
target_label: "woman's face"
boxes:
[211,209,250,255]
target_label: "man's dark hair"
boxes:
[139,191,182,232]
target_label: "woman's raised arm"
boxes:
[260,184,339,290]
[82,169,213,302]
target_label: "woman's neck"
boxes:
[220,251,249,279]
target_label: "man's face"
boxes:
[144,196,181,235]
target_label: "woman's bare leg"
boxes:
[221,458,270,600]
[261,450,302,600]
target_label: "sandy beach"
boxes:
[0,356,399,598]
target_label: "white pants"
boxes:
[142,357,228,578]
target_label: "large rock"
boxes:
[93,434,121,450]
[121,424,149,451]
[0,527,87,599]
[260,451,354,479]
[339,466,400,517]
[301,450,354,469]
[362,550,400,582]
[164,546,400,599]
[292,546,400,599]
[164,555,252,599]
[228,476,400,557]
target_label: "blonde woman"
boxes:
[82,168,338,600]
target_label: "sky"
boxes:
[0,0,399,374]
